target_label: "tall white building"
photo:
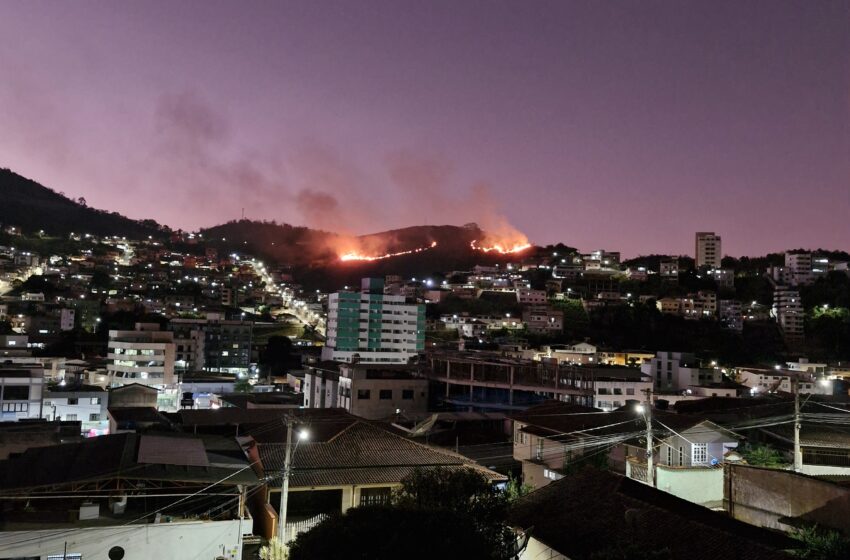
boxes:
[773,287,804,343]
[107,323,176,387]
[322,278,425,364]
[695,232,722,269]
[640,351,722,392]
[785,252,814,286]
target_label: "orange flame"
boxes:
[470,239,531,254]
[339,241,437,262]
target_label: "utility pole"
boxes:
[793,376,802,473]
[277,419,293,542]
[643,388,654,488]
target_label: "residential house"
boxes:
[243,409,506,541]
[42,383,109,436]
[510,468,791,560]
[0,433,256,560]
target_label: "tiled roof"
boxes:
[510,468,793,560]
[258,421,505,488]
[0,433,257,492]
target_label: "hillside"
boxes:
[0,168,165,238]
[199,220,533,289]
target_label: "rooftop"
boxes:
[510,468,793,560]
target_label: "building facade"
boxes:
[695,232,722,269]
[107,323,176,387]
[322,278,425,364]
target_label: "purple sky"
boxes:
[1,1,848,257]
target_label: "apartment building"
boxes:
[681,291,717,319]
[0,365,44,421]
[322,278,425,364]
[522,306,564,335]
[785,252,814,286]
[640,352,722,392]
[170,318,253,374]
[695,232,722,269]
[593,370,653,411]
[659,259,679,282]
[773,287,804,343]
[334,363,428,420]
[107,323,176,387]
[516,288,548,305]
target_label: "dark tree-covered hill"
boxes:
[0,168,166,238]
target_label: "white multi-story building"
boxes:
[322,278,425,364]
[695,232,722,269]
[773,287,804,343]
[641,352,722,393]
[42,384,109,436]
[593,370,653,411]
[0,365,44,421]
[785,252,814,286]
[107,323,176,387]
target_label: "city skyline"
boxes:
[1,1,848,258]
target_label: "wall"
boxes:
[0,519,249,560]
[725,464,850,534]
[656,465,724,508]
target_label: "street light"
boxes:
[277,422,309,543]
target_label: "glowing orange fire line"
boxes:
[339,241,438,262]
[470,240,531,254]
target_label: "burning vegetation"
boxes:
[339,241,438,262]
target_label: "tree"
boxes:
[290,467,520,559]
[742,444,786,468]
[790,526,850,560]
[260,335,294,380]
[259,538,287,560]
[233,378,253,393]
[503,475,532,503]
[393,467,517,558]
[288,506,500,560]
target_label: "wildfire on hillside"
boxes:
[470,239,531,254]
[339,241,437,262]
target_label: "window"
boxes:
[1,403,28,412]
[402,389,414,400]
[379,389,392,400]
[666,445,673,466]
[692,443,708,465]
[626,388,635,396]
[514,426,527,445]
[357,389,371,400]
[90,397,101,405]
[535,439,544,460]
[359,487,392,506]
[89,413,100,421]
[66,414,78,421]
[2,386,30,401]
